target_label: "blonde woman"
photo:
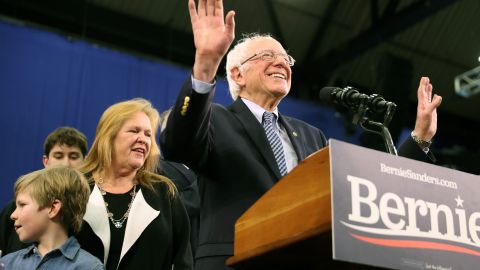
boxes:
[77,98,192,270]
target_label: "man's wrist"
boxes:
[193,54,222,83]
[411,131,432,152]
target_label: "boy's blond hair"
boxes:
[14,166,90,233]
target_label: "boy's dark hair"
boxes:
[43,127,88,157]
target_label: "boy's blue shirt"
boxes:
[2,236,103,269]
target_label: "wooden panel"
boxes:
[227,146,332,266]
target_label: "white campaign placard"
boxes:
[330,139,480,270]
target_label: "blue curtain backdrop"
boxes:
[0,20,358,208]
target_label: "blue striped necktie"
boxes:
[262,112,288,176]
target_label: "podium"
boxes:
[226,146,336,269]
[226,140,479,270]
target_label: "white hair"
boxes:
[225,33,276,100]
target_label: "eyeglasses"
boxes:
[240,50,296,67]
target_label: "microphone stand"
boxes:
[352,95,398,156]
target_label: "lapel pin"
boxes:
[292,131,298,137]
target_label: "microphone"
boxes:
[318,86,368,107]
[368,94,392,113]
[319,86,394,113]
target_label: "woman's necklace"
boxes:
[97,178,137,229]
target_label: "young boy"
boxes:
[0,126,88,254]
[1,167,103,269]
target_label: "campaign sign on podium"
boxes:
[330,139,480,270]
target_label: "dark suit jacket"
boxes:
[76,181,193,270]
[161,78,328,264]
[158,159,200,259]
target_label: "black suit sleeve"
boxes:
[398,136,436,163]
[161,77,215,170]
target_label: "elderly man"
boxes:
[160,0,442,269]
